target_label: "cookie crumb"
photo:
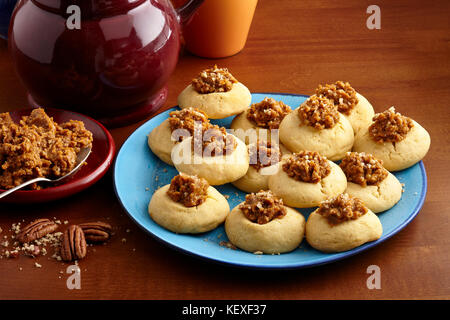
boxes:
[34,262,42,268]
[219,241,237,250]
[253,251,263,255]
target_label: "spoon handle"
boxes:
[0,177,49,199]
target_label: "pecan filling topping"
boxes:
[249,140,281,171]
[369,107,414,143]
[0,108,93,190]
[282,151,331,183]
[191,65,238,94]
[167,174,209,207]
[168,108,209,142]
[246,97,291,129]
[315,81,359,115]
[192,125,237,157]
[340,152,388,186]
[239,190,287,224]
[298,95,339,130]
[317,193,368,226]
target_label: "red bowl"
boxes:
[0,107,115,203]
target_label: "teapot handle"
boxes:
[176,0,204,26]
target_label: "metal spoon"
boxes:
[0,146,92,199]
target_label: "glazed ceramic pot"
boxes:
[8,0,204,127]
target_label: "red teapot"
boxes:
[8,0,204,127]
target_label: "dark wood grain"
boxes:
[0,0,449,299]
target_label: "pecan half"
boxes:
[16,219,59,243]
[78,221,112,243]
[60,225,87,262]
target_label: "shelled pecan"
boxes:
[60,225,87,262]
[78,221,113,243]
[16,219,59,243]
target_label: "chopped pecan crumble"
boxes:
[167,174,209,207]
[193,125,237,157]
[340,152,388,186]
[298,95,339,130]
[282,151,331,183]
[317,193,368,226]
[239,190,287,224]
[249,140,281,171]
[315,81,359,115]
[191,65,237,94]
[246,97,291,129]
[0,218,115,264]
[168,108,209,141]
[369,107,414,143]
[0,219,63,260]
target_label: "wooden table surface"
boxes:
[0,0,449,300]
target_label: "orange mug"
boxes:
[180,0,258,58]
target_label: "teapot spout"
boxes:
[176,0,204,26]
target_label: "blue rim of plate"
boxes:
[113,92,427,270]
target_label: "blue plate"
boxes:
[113,93,427,269]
